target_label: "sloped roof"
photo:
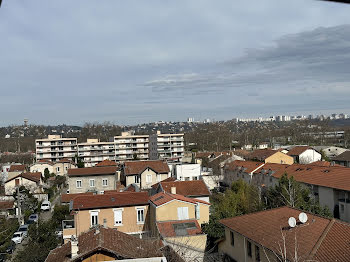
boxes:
[287,146,311,156]
[332,150,350,162]
[72,192,149,210]
[67,166,117,177]
[157,220,202,237]
[60,192,94,203]
[246,149,277,161]
[158,180,210,197]
[95,160,118,167]
[5,172,42,184]
[37,160,54,165]
[8,165,26,172]
[124,160,170,175]
[149,192,210,207]
[220,206,350,262]
[310,161,343,167]
[45,227,163,262]
[0,201,15,210]
[224,160,264,173]
[58,158,75,164]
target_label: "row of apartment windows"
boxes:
[90,208,145,227]
[230,231,260,261]
[76,178,108,188]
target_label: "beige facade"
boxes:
[5,177,41,195]
[78,139,116,167]
[30,161,76,176]
[156,131,184,160]
[126,168,169,190]
[219,227,275,262]
[7,171,22,181]
[64,205,149,241]
[68,174,117,194]
[114,131,150,161]
[36,135,77,162]
[265,152,293,165]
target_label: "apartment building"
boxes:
[114,131,150,161]
[77,139,115,167]
[156,131,184,160]
[35,135,77,162]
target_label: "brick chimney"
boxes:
[171,187,176,194]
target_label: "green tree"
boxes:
[73,154,84,168]
[52,205,70,227]
[43,168,50,182]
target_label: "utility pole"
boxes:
[17,186,22,225]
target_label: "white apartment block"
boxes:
[36,135,77,162]
[77,139,115,167]
[156,131,184,160]
[114,131,150,161]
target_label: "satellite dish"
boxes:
[288,217,297,228]
[299,212,308,224]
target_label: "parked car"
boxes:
[40,200,51,211]
[27,214,39,224]
[6,241,16,254]
[11,232,24,244]
[17,224,29,237]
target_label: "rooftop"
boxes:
[149,192,210,207]
[124,160,170,175]
[156,180,210,197]
[287,146,312,156]
[67,166,117,177]
[157,220,202,237]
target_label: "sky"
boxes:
[1,0,350,126]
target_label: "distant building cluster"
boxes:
[233,112,349,123]
[35,131,184,167]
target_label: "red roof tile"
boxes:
[72,192,149,210]
[149,192,210,207]
[0,201,15,210]
[67,166,117,177]
[95,160,118,167]
[224,160,265,173]
[246,149,277,161]
[60,192,94,203]
[287,146,311,156]
[5,172,42,184]
[158,180,210,197]
[157,220,202,237]
[8,165,26,172]
[124,160,170,175]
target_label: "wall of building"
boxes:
[318,186,335,214]
[155,201,196,222]
[175,164,201,181]
[265,152,293,165]
[68,174,117,194]
[74,205,149,236]
[125,169,169,189]
[299,149,322,164]
[5,178,38,195]
[30,164,54,175]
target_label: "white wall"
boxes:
[299,149,321,164]
[176,164,201,181]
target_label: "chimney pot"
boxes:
[171,186,176,194]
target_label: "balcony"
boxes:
[62,220,75,238]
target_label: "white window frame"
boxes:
[177,207,189,220]
[146,174,152,183]
[113,208,123,226]
[102,178,108,187]
[89,210,99,227]
[76,180,82,188]
[156,174,161,182]
[195,204,200,220]
[136,208,145,224]
[89,179,95,187]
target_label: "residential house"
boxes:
[7,164,26,180]
[152,180,210,203]
[63,192,150,242]
[219,206,350,262]
[287,146,321,164]
[4,172,43,195]
[174,163,201,181]
[123,160,170,189]
[149,192,210,262]
[47,227,166,262]
[313,146,348,159]
[223,160,265,186]
[332,151,350,167]
[67,166,119,194]
[60,192,94,205]
[246,149,293,165]
[0,201,15,218]
[30,158,77,176]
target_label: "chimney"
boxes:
[171,187,176,194]
[71,237,79,259]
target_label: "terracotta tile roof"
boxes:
[256,163,289,177]
[158,180,210,197]
[58,158,74,163]
[309,161,343,167]
[37,160,54,165]
[0,201,15,210]
[220,207,350,262]
[45,227,163,262]
[224,160,265,173]
[246,149,277,161]
[287,146,311,156]
[5,172,42,184]
[72,192,149,210]
[123,183,140,192]
[67,166,117,177]
[60,192,94,203]
[157,220,202,237]
[95,160,117,167]
[149,192,210,207]
[332,150,350,162]
[8,165,26,172]
[124,160,170,175]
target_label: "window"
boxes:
[137,208,145,223]
[157,175,161,182]
[195,204,200,220]
[193,176,198,180]
[114,209,123,225]
[135,175,140,184]
[230,231,235,246]
[56,167,60,172]
[102,178,108,187]
[255,245,260,262]
[90,179,95,187]
[247,240,252,257]
[146,174,152,183]
[177,207,189,220]
[76,180,82,188]
[90,211,99,227]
